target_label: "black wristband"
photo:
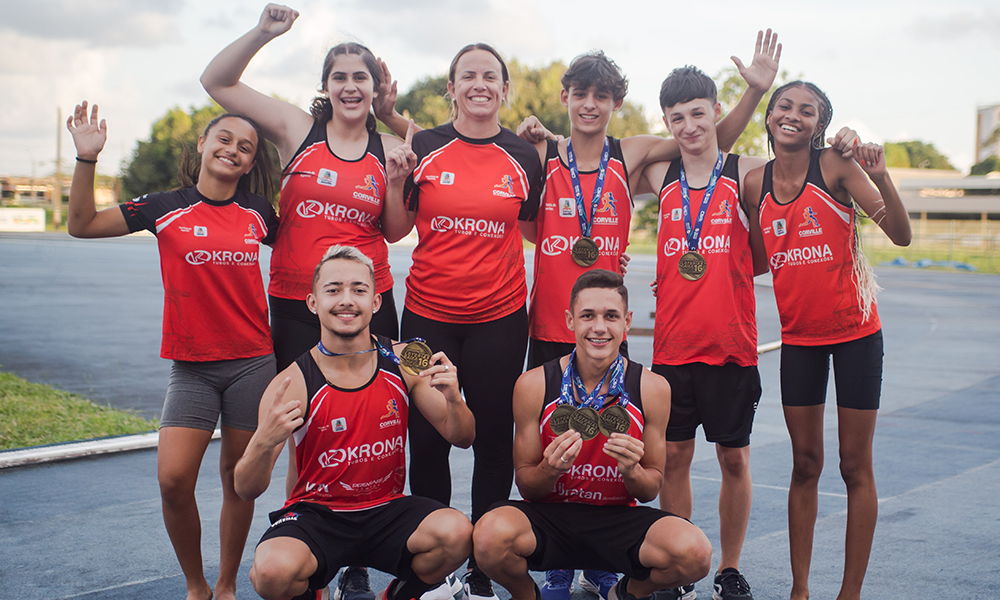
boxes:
[75,157,97,164]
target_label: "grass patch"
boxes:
[0,371,158,450]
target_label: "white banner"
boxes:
[0,207,46,232]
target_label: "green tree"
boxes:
[714,66,791,158]
[393,74,450,131]
[970,155,1000,175]
[883,141,956,170]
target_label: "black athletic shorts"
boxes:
[780,330,883,410]
[258,496,444,590]
[527,339,630,370]
[652,362,761,448]
[492,500,679,580]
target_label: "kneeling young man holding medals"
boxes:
[235,245,476,600]
[473,269,712,600]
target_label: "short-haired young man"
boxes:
[473,270,712,600]
[235,245,477,600]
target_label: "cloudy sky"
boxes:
[2,0,999,178]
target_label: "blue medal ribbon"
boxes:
[567,138,610,240]
[559,350,629,409]
[679,150,724,254]
[318,336,426,366]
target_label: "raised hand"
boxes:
[386,120,418,184]
[258,378,303,448]
[853,142,887,178]
[373,58,399,121]
[731,29,781,93]
[257,3,299,38]
[828,127,860,158]
[66,101,107,160]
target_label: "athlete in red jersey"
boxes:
[473,270,711,600]
[68,105,278,600]
[202,4,414,377]
[236,246,476,600]
[744,81,910,600]
[377,44,542,600]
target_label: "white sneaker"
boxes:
[462,570,499,600]
[421,574,462,600]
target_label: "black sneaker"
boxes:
[334,567,377,600]
[462,570,499,600]
[652,585,695,600]
[712,569,751,600]
[608,576,654,600]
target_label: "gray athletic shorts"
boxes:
[161,354,276,432]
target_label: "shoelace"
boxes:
[717,571,750,595]
[545,570,573,589]
[343,568,371,593]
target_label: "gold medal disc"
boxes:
[569,406,601,441]
[549,404,575,436]
[677,251,707,281]
[399,341,433,376]
[598,405,632,437]
[571,237,600,267]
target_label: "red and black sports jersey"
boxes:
[120,187,277,361]
[270,123,393,300]
[758,150,881,345]
[654,154,757,367]
[285,337,409,512]
[537,357,645,506]
[529,138,632,343]
[403,123,542,323]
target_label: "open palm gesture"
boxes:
[66,101,107,160]
[732,29,781,93]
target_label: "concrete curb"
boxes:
[0,429,221,469]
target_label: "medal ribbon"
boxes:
[559,350,629,409]
[567,138,610,239]
[318,336,425,366]
[679,150,724,254]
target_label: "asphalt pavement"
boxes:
[1,232,998,599]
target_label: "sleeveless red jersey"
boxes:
[284,338,409,512]
[654,154,757,367]
[120,187,277,361]
[536,357,645,506]
[529,138,632,343]
[269,123,393,300]
[758,150,881,345]
[403,124,542,323]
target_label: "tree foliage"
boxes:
[883,141,956,170]
[392,59,653,138]
[970,155,1000,176]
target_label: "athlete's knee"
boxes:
[663,441,695,471]
[670,526,712,583]
[473,508,525,566]
[157,469,196,506]
[838,454,874,489]
[249,552,301,600]
[791,448,823,484]
[427,508,474,556]
[717,445,750,478]
[644,519,712,585]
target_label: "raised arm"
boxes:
[66,102,129,239]
[830,144,912,246]
[373,58,424,139]
[235,373,305,501]
[381,121,419,242]
[200,3,311,163]
[406,349,476,448]
[717,28,781,152]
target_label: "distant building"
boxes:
[0,176,119,207]
[975,103,1000,164]
[891,168,1000,221]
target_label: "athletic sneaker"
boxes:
[540,570,574,600]
[421,574,463,600]
[652,585,695,600]
[607,575,653,600]
[334,567,376,600]
[462,570,499,600]
[578,571,618,600]
[712,569,751,600]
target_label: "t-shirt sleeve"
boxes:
[405,131,435,212]
[260,200,280,246]
[517,141,543,223]
[119,193,163,234]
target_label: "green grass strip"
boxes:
[0,371,158,450]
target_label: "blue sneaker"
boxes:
[579,571,618,600]
[540,570,574,600]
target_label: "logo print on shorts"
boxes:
[356,174,380,196]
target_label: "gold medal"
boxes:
[398,341,433,376]
[677,251,707,281]
[550,404,575,436]
[598,405,632,437]
[571,237,600,267]
[569,406,601,441]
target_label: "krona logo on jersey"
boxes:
[541,235,620,257]
[429,215,505,238]
[662,235,731,257]
[185,249,258,266]
[353,175,381,206]
[296,199,376,225]
[317,435,404,468]
[768,243,834,271]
